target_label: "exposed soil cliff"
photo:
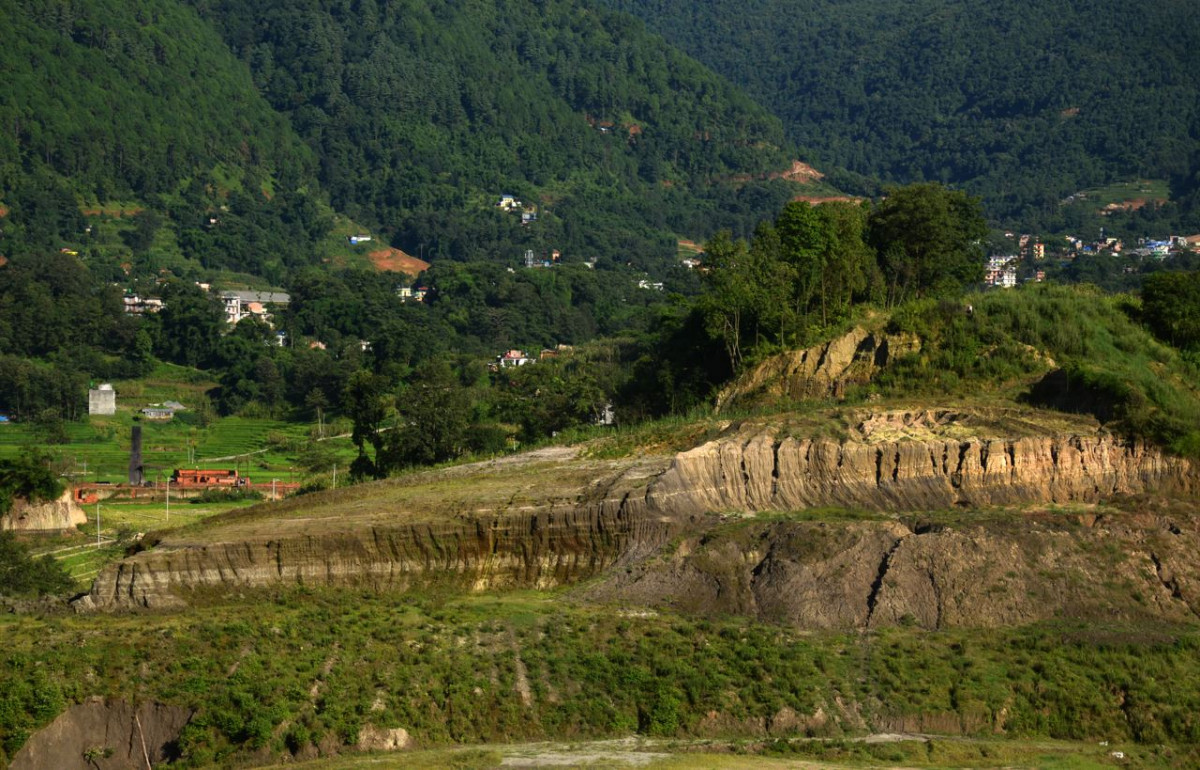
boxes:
[2,490,87,532]
[583,500,1200,630]
[77,495,678,611]
[648,411,1194,515]
[715,325,920,411]
[79,409,1195,613]
[9,697,191,770]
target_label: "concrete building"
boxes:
[88,384,116,416]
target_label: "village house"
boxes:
[122,295,164,315]
[985,256,1019,288]
[219,290,290,326]
[495,349,535,369]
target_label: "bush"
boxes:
[189,488,263,504]
[0,532,74,597]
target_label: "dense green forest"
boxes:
[604,0,1200,231]
[186,0,805,268]
[0,0,327,277]
[1,0,813,281]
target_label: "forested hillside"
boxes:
[605,0,1200,229]
[187,0,804,268]
[1,0,814,281]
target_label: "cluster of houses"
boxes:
[984,228,1200,288]
[121,285,291,328]
[523,249,562,269]
[497,194,539,226]
[490,345,574,371]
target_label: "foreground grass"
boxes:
[262,736,1174,769]
[2,588,1200,767]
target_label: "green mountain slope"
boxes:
[187,0,807,268]
[0,0,311,205]
[604,0,1200,227]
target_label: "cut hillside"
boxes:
[722,284,1200,457]
[368,248,430,278]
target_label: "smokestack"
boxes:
[129,425,144,486]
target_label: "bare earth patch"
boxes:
[367,247,430,277]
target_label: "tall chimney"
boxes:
[129,425,144,486]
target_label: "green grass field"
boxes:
[259,737,1157,769]
[1068,179,1171,209]
[0,414,358,484]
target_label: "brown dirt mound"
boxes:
[368,247,430,277]
[778,159,825,183]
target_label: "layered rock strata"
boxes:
[649,431,1194,515]
[77,500,676,611]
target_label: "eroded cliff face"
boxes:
[584,504,1200,630]
[2,490,87,532]
[80,409,1195,613]
[77,499,678,611]
[10,698,192,770]
[647,415,1194,515]
[715,326,920,411]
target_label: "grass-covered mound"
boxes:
[872,284,1200,457]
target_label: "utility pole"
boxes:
[332,464,337,489]
[96,501,101,548]
[165,477,170,524]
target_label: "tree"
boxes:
[392,358,471,466]
[698,231,756,371]
[1142,271,1200,350]
[153,281,226,368]
[868,183,987,306]
[343,370,393,481]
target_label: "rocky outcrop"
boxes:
[584,506,1200,630]
[716,326,919,411]
[646,420,1194,515]
[77,501,679,611]
[2,490,87,532]
[9,697,192,770]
